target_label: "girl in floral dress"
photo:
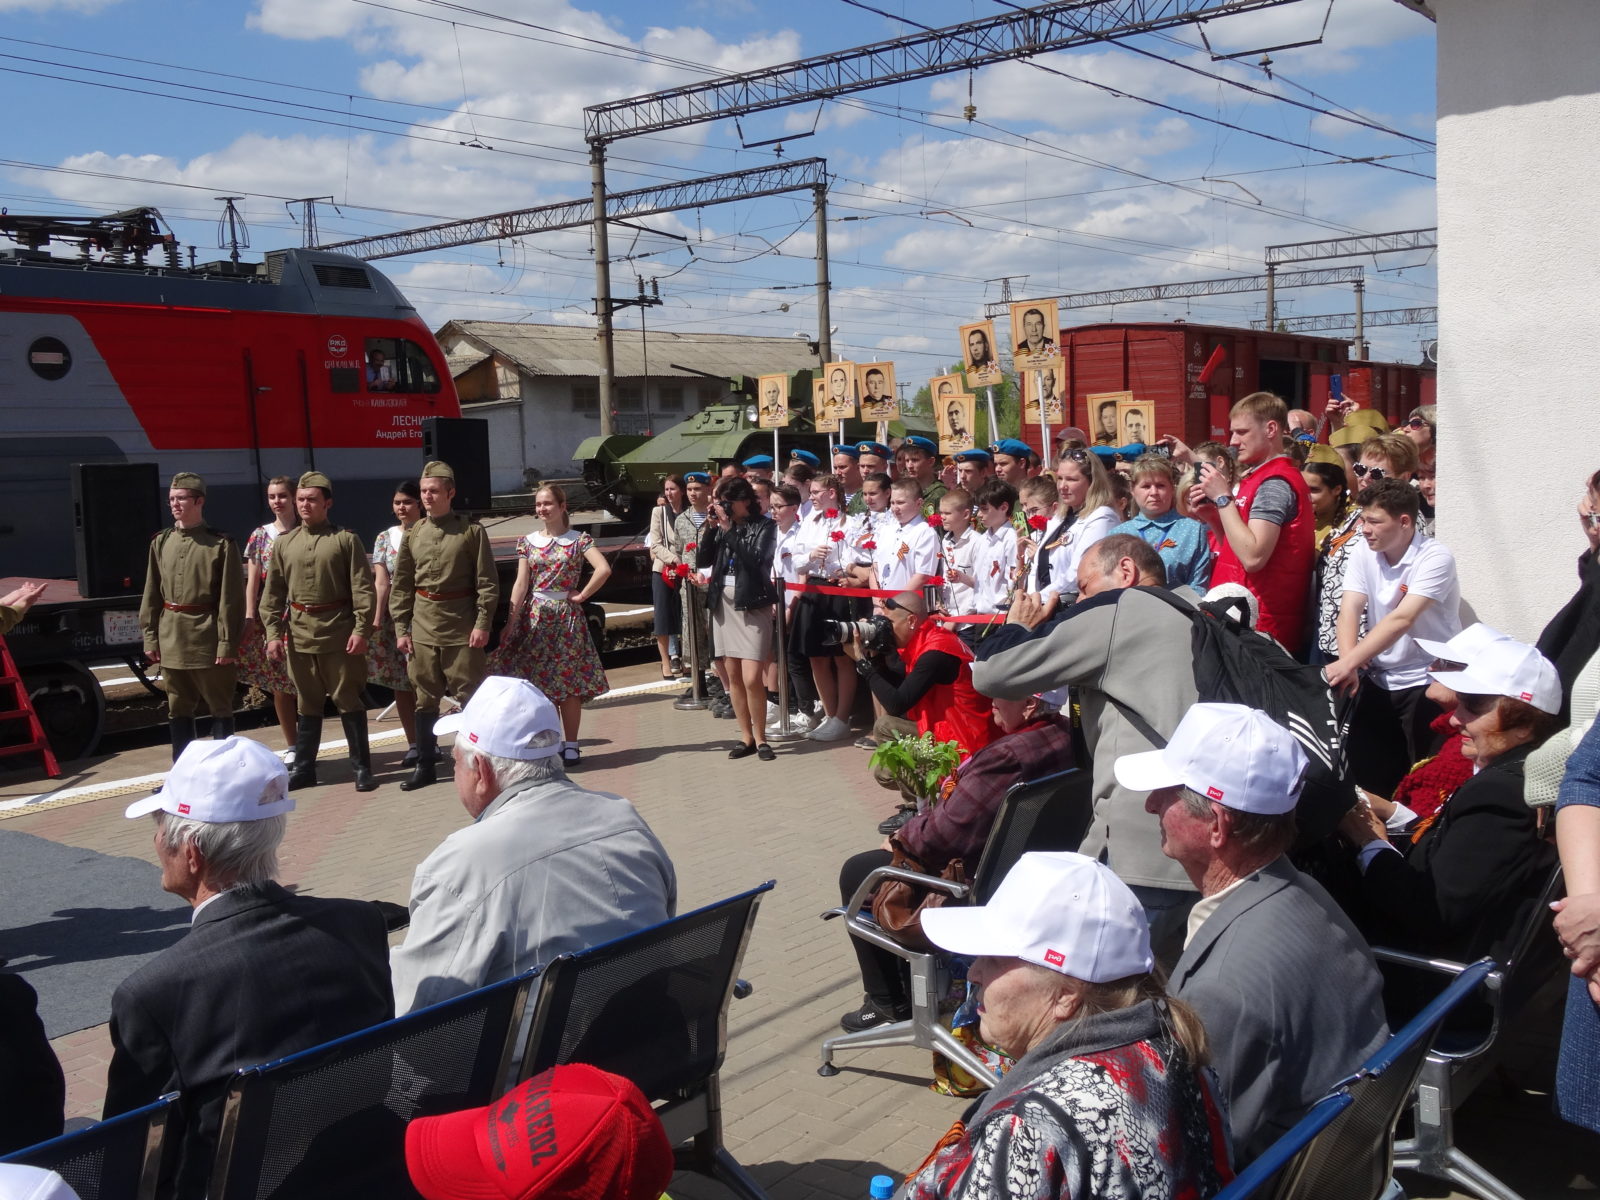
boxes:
[238,477,298,760]
[487,485,611,764]
[368,480,424,765]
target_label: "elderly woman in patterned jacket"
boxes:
[899,852,1231,1200]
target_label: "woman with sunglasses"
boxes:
[1401,405,1437,471]
[693,477,779,759]
[1338,636,1560,979]
[1021,447,1119,620]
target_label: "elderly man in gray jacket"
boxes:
[971,534,1200,961]
[1115,702,1387,1162]
[390,676,677,1013]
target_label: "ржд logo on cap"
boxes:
[1044,948,1064,967]
[1206,786,1225,800]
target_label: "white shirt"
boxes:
[1341,530,1461,689]
[873,516,942,593]
[1184,877,1249,948]
[969,524,1019,613]
[796,508,849,578]
[772,520,806,607]
[941,526,979,614]
[1025,506,1119,601]
[849,509,894,566]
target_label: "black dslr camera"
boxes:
[821,614,896,656]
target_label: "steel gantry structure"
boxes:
[983,266,1366,315]
[1250,306,1438,333]
[1262,227,1436,324]
[319,158,829,261]
[580,0,1308,423]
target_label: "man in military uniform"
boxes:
[0,581,46,636]
[896,436,947,515]
[391,461,498,790]
[263,471,379,792]
[139,472,245,764]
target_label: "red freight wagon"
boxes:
[1018,320,1424,461]
[1345,359,1436,425]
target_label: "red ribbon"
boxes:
[785,579,946,598]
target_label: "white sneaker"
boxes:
[765,701,781,723]
[807,716,851,742]
[282,749,297,767]
[767,710,815,735]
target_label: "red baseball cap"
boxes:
[405,1065,674,1200]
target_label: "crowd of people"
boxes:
[3,387,1600,1200]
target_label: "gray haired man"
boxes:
[390,676,678,1013]
[1114,702,1388,1161]
[106,738,393,1199]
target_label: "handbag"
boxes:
[869,846,967,953]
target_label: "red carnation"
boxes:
[861,539,877,551]
[824,508,840,520]
[925,512,944,529]
[830,530,846,543]
[1027,514,1049,531]
[660,568,676,588]
[684,541,698,553]
[675,563,692,578]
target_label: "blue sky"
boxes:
[0,0,1439,378]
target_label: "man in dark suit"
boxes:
[106,737,393,1199]
[1115,702,1388,1162]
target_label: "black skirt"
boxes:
[788,576,868,658]
[650,570,681,637]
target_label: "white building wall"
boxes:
[1436,0,1600,640]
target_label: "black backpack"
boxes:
[1133,587,1358,843]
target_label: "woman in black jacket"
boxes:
[1339,636,1561,965]
[695,477,779,759]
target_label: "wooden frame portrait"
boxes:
[1116,397,1152,447]
[1021,362,1066,424]
[1009,299,1060,371]
[856,361,899,422]
[958,320,1002,388]
[929,372,965,408]
[937,393,977,455]
[813,378,838,432]
[1087,390,1132,445]
[821,361,856,424]
[757,373,790,428]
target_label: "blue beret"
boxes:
[990,438,1032,459]
[741,455,774,468]
[900,436,937,456]
[1293,430,1317,443]
[787,448,821,468]
[832,444,861,460]
[855,441,891,458]
[683,471,711,484]
[953,448,992,465]
[1089,445,1118,462]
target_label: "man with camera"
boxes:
[840,591,996,833]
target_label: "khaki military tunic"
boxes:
[390,513,498,710]
[263,522,377,715]
[920,480,949,518]
[139,523,245,718]
[0,606,22,637]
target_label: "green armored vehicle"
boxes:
[573,372,935,523]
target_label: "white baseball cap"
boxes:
[125,737,293,821]
[1414,621,1512,665]
[920,852,1152,982]
[1430,638,1561,715]
[435,676,562,760]
[1113,702,1308,816]
[0,1166,82,1200]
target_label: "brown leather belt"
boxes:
[163,602,215,614]
[291,600,351,613]
[417,588,472,601]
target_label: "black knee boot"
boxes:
[211,715,235,740]
[400,711,438,791]
[170,716,198,763]
[287,716,322,790]
[341,712,377,792]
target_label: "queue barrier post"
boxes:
[673,579,709,711]
[768,593,805,742]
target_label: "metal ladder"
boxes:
[0,636,61,777]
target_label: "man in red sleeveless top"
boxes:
[1187,393,1316,654]
[844,591,998,831]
